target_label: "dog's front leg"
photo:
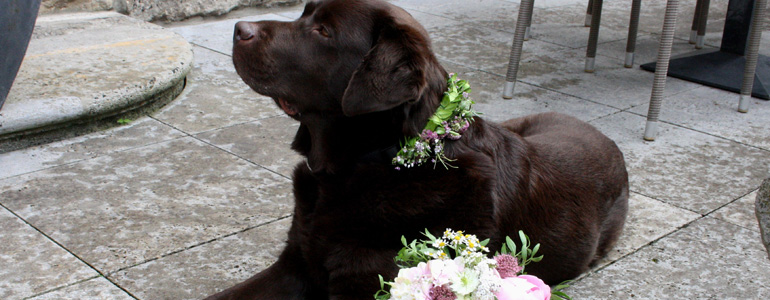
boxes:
[325,246,398,300]
[204,240,316,300]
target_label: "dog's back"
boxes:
[498,112,629,282]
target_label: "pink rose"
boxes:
[391,263,432,299]
[427,258,463,285]
[494,275,551,300]
[518,275,550,300]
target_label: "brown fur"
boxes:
[208,0,629,299]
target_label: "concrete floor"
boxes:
[1,0,769,299]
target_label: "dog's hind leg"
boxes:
[589,185,629,267]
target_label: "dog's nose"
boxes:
[234,21,258,42]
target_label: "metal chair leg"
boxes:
[695,0,710,49]
[645,0,680,141]
[739,0,767,112]
[586,0,594,27]
[524,3,534,40]
[585,0,603,72]
[625,0,642,68]
[690,0,703,44]
[503,0,535,99]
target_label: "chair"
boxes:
[502,0,643,98]
[643,0,767,140]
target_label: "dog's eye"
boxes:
[314,26,331,38]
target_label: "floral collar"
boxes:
[392,74,477,170]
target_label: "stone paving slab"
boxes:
[170,13,292,55]
[443,61,620,121]
[629,85,770,150]
[523,5,630,49]
[567,217,770,298]
[400,9,465,30]
[283,4,464,31]
[430,21,570,74]
[596,0,770,56]
[392,0,588,16]
[153,46,284,134]
[712,190,761,232]
[109,218,290,300]
[589,112,770,215]
[597,34,718,68]
[0,118,184,180]
[397,0,524,36]
[0,137,293,274]
[388,0,468,13]
[487,46,700,109]
[195,116,303,178]
[0,208,98,300]
[599,0,730,41]
[27,277,133,300]
[591,193,701,268]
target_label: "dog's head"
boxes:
[232,0,446,174]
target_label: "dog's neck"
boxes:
[356,144,401,165]
[291,110,405,175]
[292,78,448,176]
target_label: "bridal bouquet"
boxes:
[375,229,570,300]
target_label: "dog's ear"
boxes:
[341,14,435,117]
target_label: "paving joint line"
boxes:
[399,4,575,51]
[149,115,293,181]
[0,134,190,181]
[515,76,630,110]
[22,275,102,300]
[629,189,703,216]
[408,3,638,52]
[630,187,763,233]
[0,117,190,181]
[104,214,293,277]
[449,66,632,113]
[0,202,140,299]
[700,187,761,231]
[191,43,232,57]
[1,114,295,295]
[622,109,770,153]
[189,113,287,137]
[560,186,740,282]
[452,59,631,112]
[586,109,627,123]
[571,184,756,283]
[572,212,705,284]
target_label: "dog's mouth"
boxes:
[277,98,299,117]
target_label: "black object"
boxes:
[0,0,42,110]
[641,0,770,100]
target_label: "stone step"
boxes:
[0,11,193,152]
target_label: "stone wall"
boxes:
[41,0,113,13]
[40,0,302,22]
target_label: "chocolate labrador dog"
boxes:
[208,0,628,299]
